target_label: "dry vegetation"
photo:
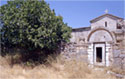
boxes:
[0,55,120,79]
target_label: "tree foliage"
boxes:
[0,0,71,53]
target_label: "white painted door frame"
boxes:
[93,43,106,66]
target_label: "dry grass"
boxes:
[0,55,118,79]
[106,66,125,75]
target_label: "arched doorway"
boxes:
[87,28,115,66]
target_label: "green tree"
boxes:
[0,0,71,55]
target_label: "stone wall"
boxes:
[61,15,125,69]
[112,37,125,69]
[61,28,125,69]
[111,27,125,69]
[91,16,117,31]
[61,43,88,63]
[112,49,125,69]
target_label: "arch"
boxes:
[87,28,116,43]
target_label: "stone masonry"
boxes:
[61,13,125,69]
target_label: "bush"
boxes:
[0,0,71,63]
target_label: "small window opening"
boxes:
[96,47,102,62]
[117,40,121,43]
[105,21,107,27]
[117,23,122,29]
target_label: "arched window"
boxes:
[105,21,107,27]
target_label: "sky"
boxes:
[0,0,124,28]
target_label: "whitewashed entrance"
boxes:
[88,42,111,66]
[94,43,105,66]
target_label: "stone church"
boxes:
[62,13,125,69]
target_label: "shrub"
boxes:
[0,0,71,63]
